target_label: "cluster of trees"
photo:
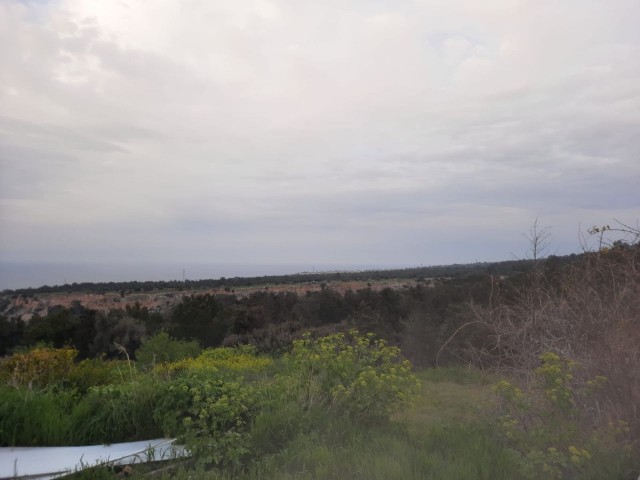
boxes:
[2,246,622,369]
[1,271,512,365]
[0,253,575,369]
[0,302,158,359]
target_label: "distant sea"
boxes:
[0,261,405,291]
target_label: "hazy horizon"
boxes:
[0,260,420,290]
[0,244,569,290]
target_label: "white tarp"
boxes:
[0,438,187,479]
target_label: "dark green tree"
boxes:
[0,315,24,355]
[169,294,227,347]
[24,309,78,348]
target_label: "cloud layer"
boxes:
[1,0,639,276]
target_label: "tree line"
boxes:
[2,258,548,295]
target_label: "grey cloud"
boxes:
[0,143,76,199]
[1,0,639,277]
[0,116,128,153]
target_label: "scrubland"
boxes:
[1,232,639,479]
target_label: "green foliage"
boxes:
[71,380,163,444]
[491,352,638,479]
[0,346,77,390]
[0,346,130,393]
[0,386,75,446]
[135,331,201,366]
[0,315,24,356]
[152,345,273,379]
[492,380,527,411]
[23,310,79,348]
[535,352,576,413]
[195,345,273,373]
[0,336,633,478]
[170,294,227,347]
[19,307,100,359]
[67,358,125,393]
[154,375,258,468]
[146,422,522,480]
[0,343,634,479]
[91,312,147,359]
[285,330,420,423]
[249,397,307,457]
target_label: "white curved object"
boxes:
[0,438,187,479]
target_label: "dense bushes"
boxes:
[2,273,497,367]
[155,376,258,467]
[0,347,129,393]
[0,337,635,478]
[135,331,201,366]
[240,330,421,468]
[284,330,419,423]
[0,331,419,469]
[0,346,77,389]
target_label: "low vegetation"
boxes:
[1,334,637,478]
[0,224,638,479]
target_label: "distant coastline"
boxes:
[0,261,404,291]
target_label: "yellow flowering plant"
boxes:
[152,345,272,379]
[286,330,420,423]
[0,347,77,390]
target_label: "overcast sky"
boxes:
[1,0,639,280]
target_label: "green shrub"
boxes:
[0,347,77,390]
[154,375,258,468]
[67,358,126,393]
[285,329,420,423]
[135,331,201,366]
[492,352,638,479]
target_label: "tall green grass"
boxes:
[145,421,521,480]
[0,380,163,446]
[247,421,520,480]
[71,379,164,444]
[0,386,75,446]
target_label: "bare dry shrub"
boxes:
[463,240,640,439]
